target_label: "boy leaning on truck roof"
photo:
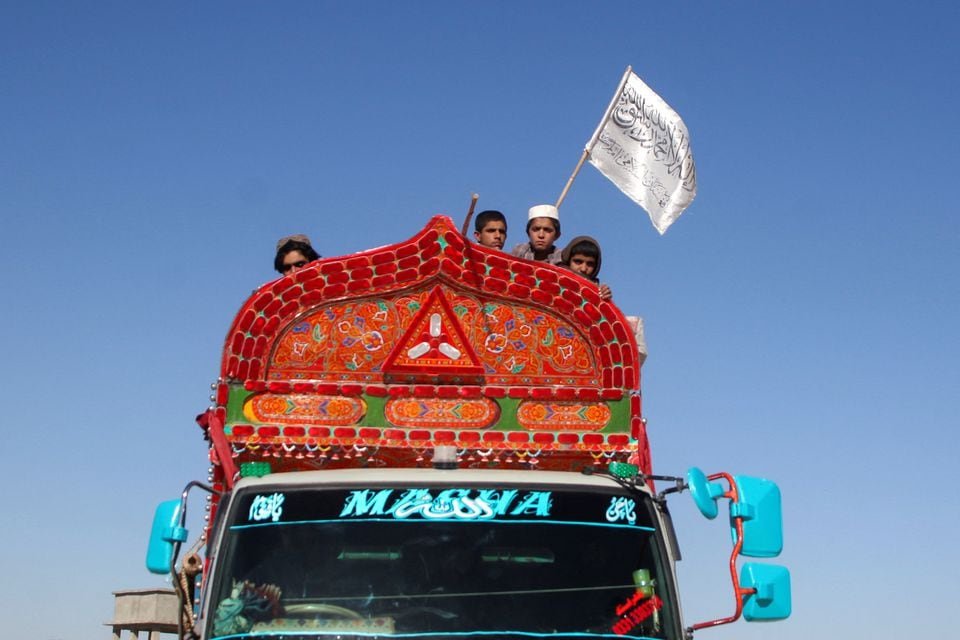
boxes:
[559,234,645,363]
[274,234,321,275]
[511,204,563,264]
[473,210,508,250]
[560,235,612,301]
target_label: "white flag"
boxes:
[587,68,697,234]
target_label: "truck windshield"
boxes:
[208,484,674,640]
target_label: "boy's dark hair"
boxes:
[274,239,321,274]
[525,217,560,235]
[564,239,599,262]
[475,210,507,233]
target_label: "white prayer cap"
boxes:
[528,204,559,221]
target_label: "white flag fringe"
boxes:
[587,68,697,234]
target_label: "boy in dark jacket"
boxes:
[560,235,611,300]
[274,234,321,275]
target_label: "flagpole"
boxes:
[555,66,633,210]
[555,149,590,209]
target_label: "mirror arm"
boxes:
[168,480,219,574]
[169,480,218,640]
[597,470,687,505]
[686,472,757,635]
[655,476,688,501]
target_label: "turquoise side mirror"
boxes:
[740,563,791,621]
[687,467,726,519]
[730,475,783,558]
[146,499,188,574]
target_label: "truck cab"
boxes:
[202,468,680,638]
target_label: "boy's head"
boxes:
[561,236,602,281]
[525,204,561,251]
[474,210,507,249]
[275,234,321,275]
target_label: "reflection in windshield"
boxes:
[208,486,672,639]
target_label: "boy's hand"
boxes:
[599,283,612,301]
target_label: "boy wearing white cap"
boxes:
[511,204,562,264]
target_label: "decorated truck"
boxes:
[147,215,791,640]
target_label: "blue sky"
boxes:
[2,2,958,639]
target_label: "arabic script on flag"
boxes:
[588,70,697,234]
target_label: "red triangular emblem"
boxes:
[382,286,484,384]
